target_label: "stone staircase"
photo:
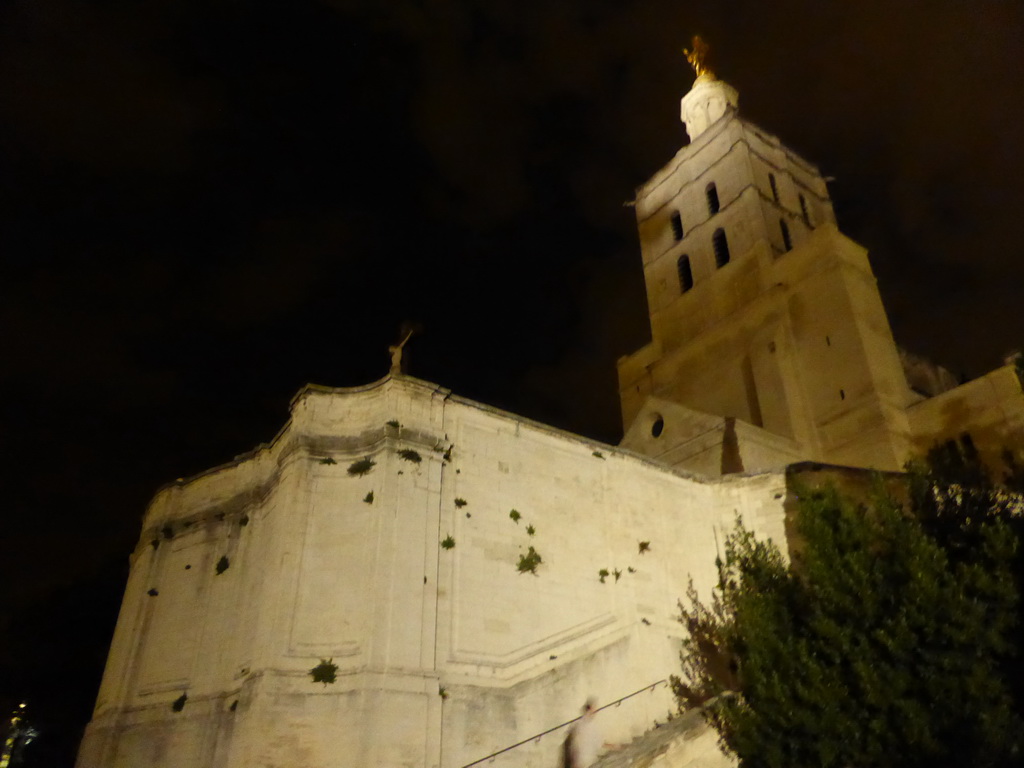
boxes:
[592,708,734,768]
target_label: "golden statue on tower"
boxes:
[683,35,715,79]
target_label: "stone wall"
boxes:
[78,376,788,768]
[906,365,1024,471]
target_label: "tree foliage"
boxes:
[673,474,1022,768]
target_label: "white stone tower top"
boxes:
[681,76,739,141]
[680,36,739,141]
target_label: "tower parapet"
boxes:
[680,77,738,142]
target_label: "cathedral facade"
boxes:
[618,71,1024,477]
[77,67,1024,768]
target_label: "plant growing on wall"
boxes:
[599,568,609,584]
[318,457,337,465]
[363,491,374,504]
[439,686,449,699]
[309,659,338,685]
[638,541,651,554]
[592,451,605,459]
[215,556,230,575]
[454,498,467,508]
[171,693,187,712]
[526,524,535,536]
[613,568,622,582]
[509,509,521,523]
[386,420,401,428]
[398,449,422,463]
[347,457,376,476]
[441,535,455,550]
[517,546,542,575]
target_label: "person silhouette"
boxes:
[564,698,602,768]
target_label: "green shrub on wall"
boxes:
[309,659,338,685]
[347,458,376,476]
[517,546,542,575]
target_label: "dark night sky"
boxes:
[1,0,1023,763]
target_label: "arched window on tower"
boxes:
[677,254,694,293]
[799,194,812,227]
[780,219,792,252]
[768,173,779,202]
[712,228,730,267]
[670,211,684,241]
[705,182,720,215]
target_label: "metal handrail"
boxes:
[461,679,668,767]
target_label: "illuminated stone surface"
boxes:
[679,75,738,142]
[77,375,769,767]
[619,76,1024,476]
[78,71,1024,768]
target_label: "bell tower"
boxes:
[618,39,918,475]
